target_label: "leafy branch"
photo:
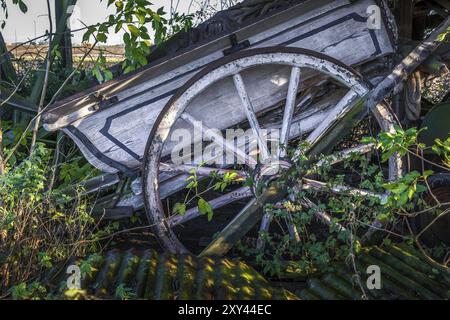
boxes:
[82,0,193,81]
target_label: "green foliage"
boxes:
[171,166,244,222]
[369,127,449,207]
[361,125,426,162]
[91,52,114,83]
[11,281,47,300]
[432,136,450,168]
[115,284,136,300]
[382,170,431,207]
[437,26,450,42]
[1,0,28,28]
[79,253,103,278]
[0,120,32,167]
[83,0,193,79]
[214,171,241,192]
[37,252,53,269]
[198,197,213,222]
[59,157,95,186]
[0,143,110,297]
[239,126,449,277]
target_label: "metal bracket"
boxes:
[98,95,119,110]
[90,93,119,111]
[223,34,250,56]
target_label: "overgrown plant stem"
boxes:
[4,39,99,165]
[30,0,53,153]
[0,116,4,175]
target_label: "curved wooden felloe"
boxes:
[143,47,403,255]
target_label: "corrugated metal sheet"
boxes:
[297,244,450,300]
[45,244,449,300]
[46,249,298,300]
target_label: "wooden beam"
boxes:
[308,17,450,160]
[55,0,75,70]
[199,184,286,257]
[397,0,414,39]
[0,32,17,84]
[0,85,37,114]
[29,0,77,103]
[433,0,450,11]
[367,16,450,111]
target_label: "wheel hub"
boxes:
[252,159,292,197]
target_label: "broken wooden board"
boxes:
[43,0,397,176]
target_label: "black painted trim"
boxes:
[66,125,137,177]
[99,89,178,161]
[99,12,381,164]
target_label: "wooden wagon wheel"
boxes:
[143,47,403,256]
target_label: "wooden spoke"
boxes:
[256,210,273,251]
[280,67,301,158]
[315,143,375,167]
[362,220,385,241]
[143,49,403,255]
[306,89,360,146]
[302,198,347,232]
[285,214,301,242]
[199,183,287,257]
[168,187,253,227]
[156,93,349,201]
[302,178,387,202]
[199,197,262,257]
[160,162,248,179]
[233,73,270,161]
[181,112,257,168]
[285,194,300,242]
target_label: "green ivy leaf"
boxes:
[127,24,140,37]
[173,202,186,216]
[18,0,27,13]
[198,198,213,221]
[96,33,107,43]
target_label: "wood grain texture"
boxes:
[49,0,396,174]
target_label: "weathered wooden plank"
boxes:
[43,0,352,125]
[62,173,121,197]
[396,0,414,39]
[55,0,76,70]
[29,0,77,104]
[0,85,37,113]
[168,186,253,227]
[46,0,396,175]
[0,32,17,84]
[199,183,286,257]
[115,90,345,212]
[367,15,450,111]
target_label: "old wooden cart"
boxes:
[44,0,407,255]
